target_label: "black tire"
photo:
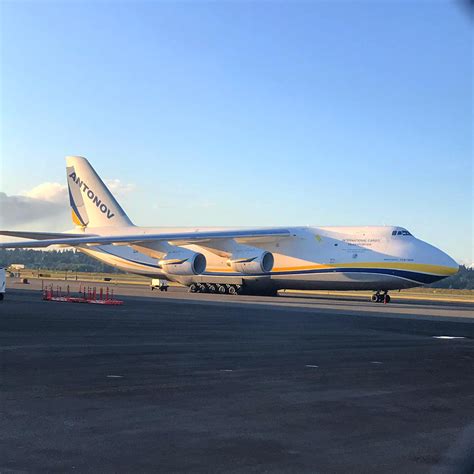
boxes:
[207,284,217,293]
[384,294,391,304]
[217,284,227,294]
[371,294,378,303]
[228,285,237,295]
[189,283,197,293]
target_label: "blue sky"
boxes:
[1,1,472,263]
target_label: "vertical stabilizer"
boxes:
[66,156,134,228]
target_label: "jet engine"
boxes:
[159,249,207,276]
[227,249,274,274]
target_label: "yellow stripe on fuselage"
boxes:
[208,262,458,276]
[326,262,458,276]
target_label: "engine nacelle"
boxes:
[159,249,206,276]
[227,250,274,274]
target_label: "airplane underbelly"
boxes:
[269,271,419,291]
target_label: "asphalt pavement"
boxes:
[1,285,473,473]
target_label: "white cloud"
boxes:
[23,182,68,203]
[0,178,135,231]
[0,191,68,228]
[456,258,473,268]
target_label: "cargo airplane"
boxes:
[0,156,459,302]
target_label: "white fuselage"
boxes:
[77,225,458,292]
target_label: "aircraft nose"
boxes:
[435,248,459,276]
[414,240,459,279]
[439,250,459,275]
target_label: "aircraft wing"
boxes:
[0,228,292,249]
[0,230,89,240]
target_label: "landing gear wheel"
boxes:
[193,283,243,296]
[371,291,390,303]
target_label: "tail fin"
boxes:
[66,156,134,228]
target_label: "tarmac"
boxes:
[1,281,473,473]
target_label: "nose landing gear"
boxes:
[371,291,391,304]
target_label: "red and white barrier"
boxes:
[42,284,123,305]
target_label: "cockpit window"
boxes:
[392,229,412,236]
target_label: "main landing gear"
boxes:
[189,283,242,295]
[371,291,391,304]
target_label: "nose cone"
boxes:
[436,249,459,276]
[421,241,459,278]
[440,252,459,276]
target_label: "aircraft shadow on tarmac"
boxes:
[276,291,474,309]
